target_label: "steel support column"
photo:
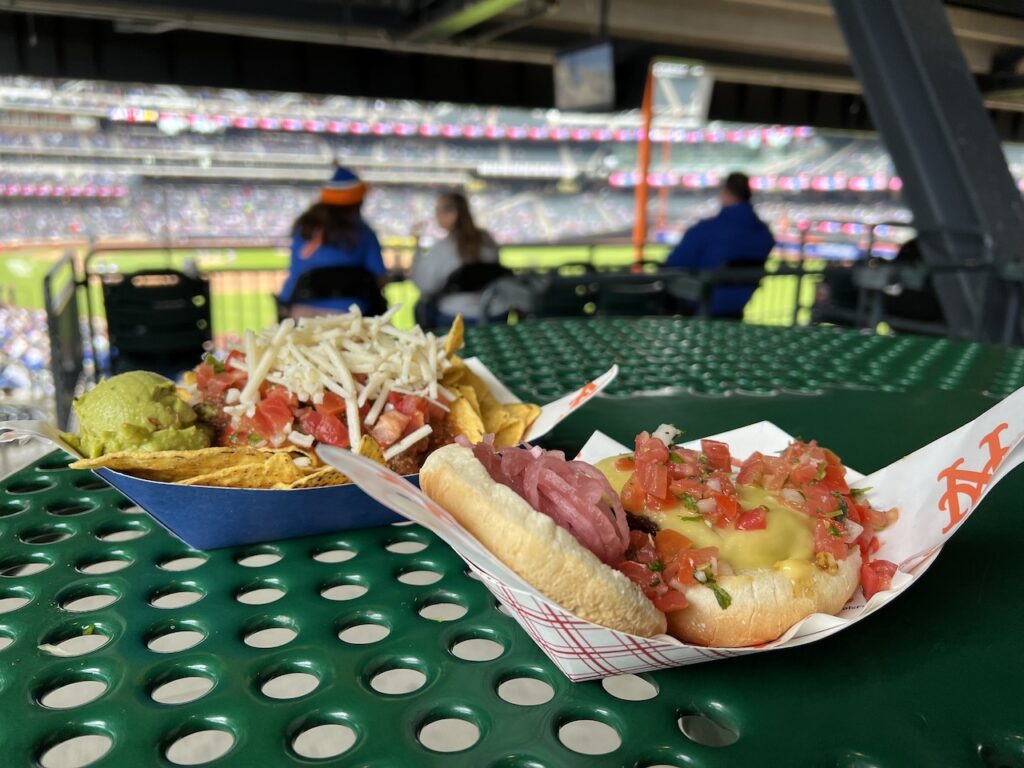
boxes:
[832,0,1024,342]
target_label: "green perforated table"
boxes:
[2,318,1023,768]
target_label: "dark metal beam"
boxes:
[401,0,529,43]
[833,0,1024,343]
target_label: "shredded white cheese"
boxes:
[221,308,454,459]
[382,424,433,462]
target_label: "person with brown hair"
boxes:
[410,191,507,326]
[277,167,387,317]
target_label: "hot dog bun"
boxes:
[420,444,667,637]
[663,549,861,647]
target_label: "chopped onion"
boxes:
[843,519,864,543]
[652,423,681,447]
[781,488,805,507]
[706,477,722,492]
[697,498,717,516]
[288,430,314,448]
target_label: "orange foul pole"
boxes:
[631,65,654,268]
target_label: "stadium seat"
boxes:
[102,269,212,378]
[666,258,767,319]
[276,266,387,320]
[418,262,516,328]
[593,271,671,316]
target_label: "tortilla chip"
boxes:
[442,356,466,388]
[178,452,306,489]
[493,420,527,449]
[456,384,482,418]
[447,396,485,443]
[284,466,349,489]
[355,434,386,465]
[502,402,542,428]
[69,446,268,482]
[443,314,464,358]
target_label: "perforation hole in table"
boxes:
[45,501,95,517]
[19,523,75,544]
[94,520,150,542]
[164,727,236,765]
[237,547,283,567]
[150,668,217,705]
[150,584,206,609]
[678,713,739,747]
[417,716,481,753]
[496,675,555,706]
[0,585,33,613]
[158,554,208,572]
[237,581,286,605]
[311,546,356,563]
[243,617,299,649]
[39,733,113,768]
[261,671,320,700]
[0,553,54,577]
[77,553,133,574]
[558,719,622,755]
[59,584,122,612]
[291,723,357,760]
[147,626,207,654]
[397,568,443,585]
[38,678,109,710]
[602,674,659,701]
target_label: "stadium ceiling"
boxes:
[2,0,1024,136]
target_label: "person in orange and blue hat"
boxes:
[277,167,387,317]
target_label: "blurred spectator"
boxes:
[665,172,775,318]
[410,191,507,326]
[277,167,387,317]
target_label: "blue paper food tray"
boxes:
[95,468,405,550]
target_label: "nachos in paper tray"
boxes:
[0,309,617,549]
[319,387,1024,680]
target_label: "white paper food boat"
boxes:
[319,387,1024,681]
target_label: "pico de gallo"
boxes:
[608,425,900,611]
[189,350,454,475]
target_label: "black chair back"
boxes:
[440,262,515,295]
[282,266,387,316]
[102,269,211,376]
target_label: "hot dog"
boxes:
[599,425,898,647]
[419,438,667,637]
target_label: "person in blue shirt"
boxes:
[665,172,775,318]
[277,167,387,318]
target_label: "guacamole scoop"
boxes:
[64,371,211,459]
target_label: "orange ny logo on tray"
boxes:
[937,423,1010,534]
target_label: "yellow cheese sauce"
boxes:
[596,454,815,572]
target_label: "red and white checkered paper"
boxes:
[319,387,1024,681]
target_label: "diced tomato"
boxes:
[195,362,215,390]
[709,490,738,526]
[787,461,820,487]
[620,475,646,514]
[615,456,636,472]
[674,547,719,585]
[735,506,768,530]
[737,451,764,485]
[315,391,347,419]
[636,460,669,501]
[389,393,429,418]
[654,529,693,562]
[298,410,350,448]
[708,471,736,497]
[700,439,731,471]
[823,463,849,494]
[616,560,664,591]
[802,482,839,516]
[668,477,704,498]
[861,559,898,600]
[813,518,849,560]
[760,455,789,491]
[627,531,659,564]
[252,393,294,444]
[650,589,689,613]
[371,409,411,448]
[862,504,898,531]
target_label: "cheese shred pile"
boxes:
[223,307,457,459]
